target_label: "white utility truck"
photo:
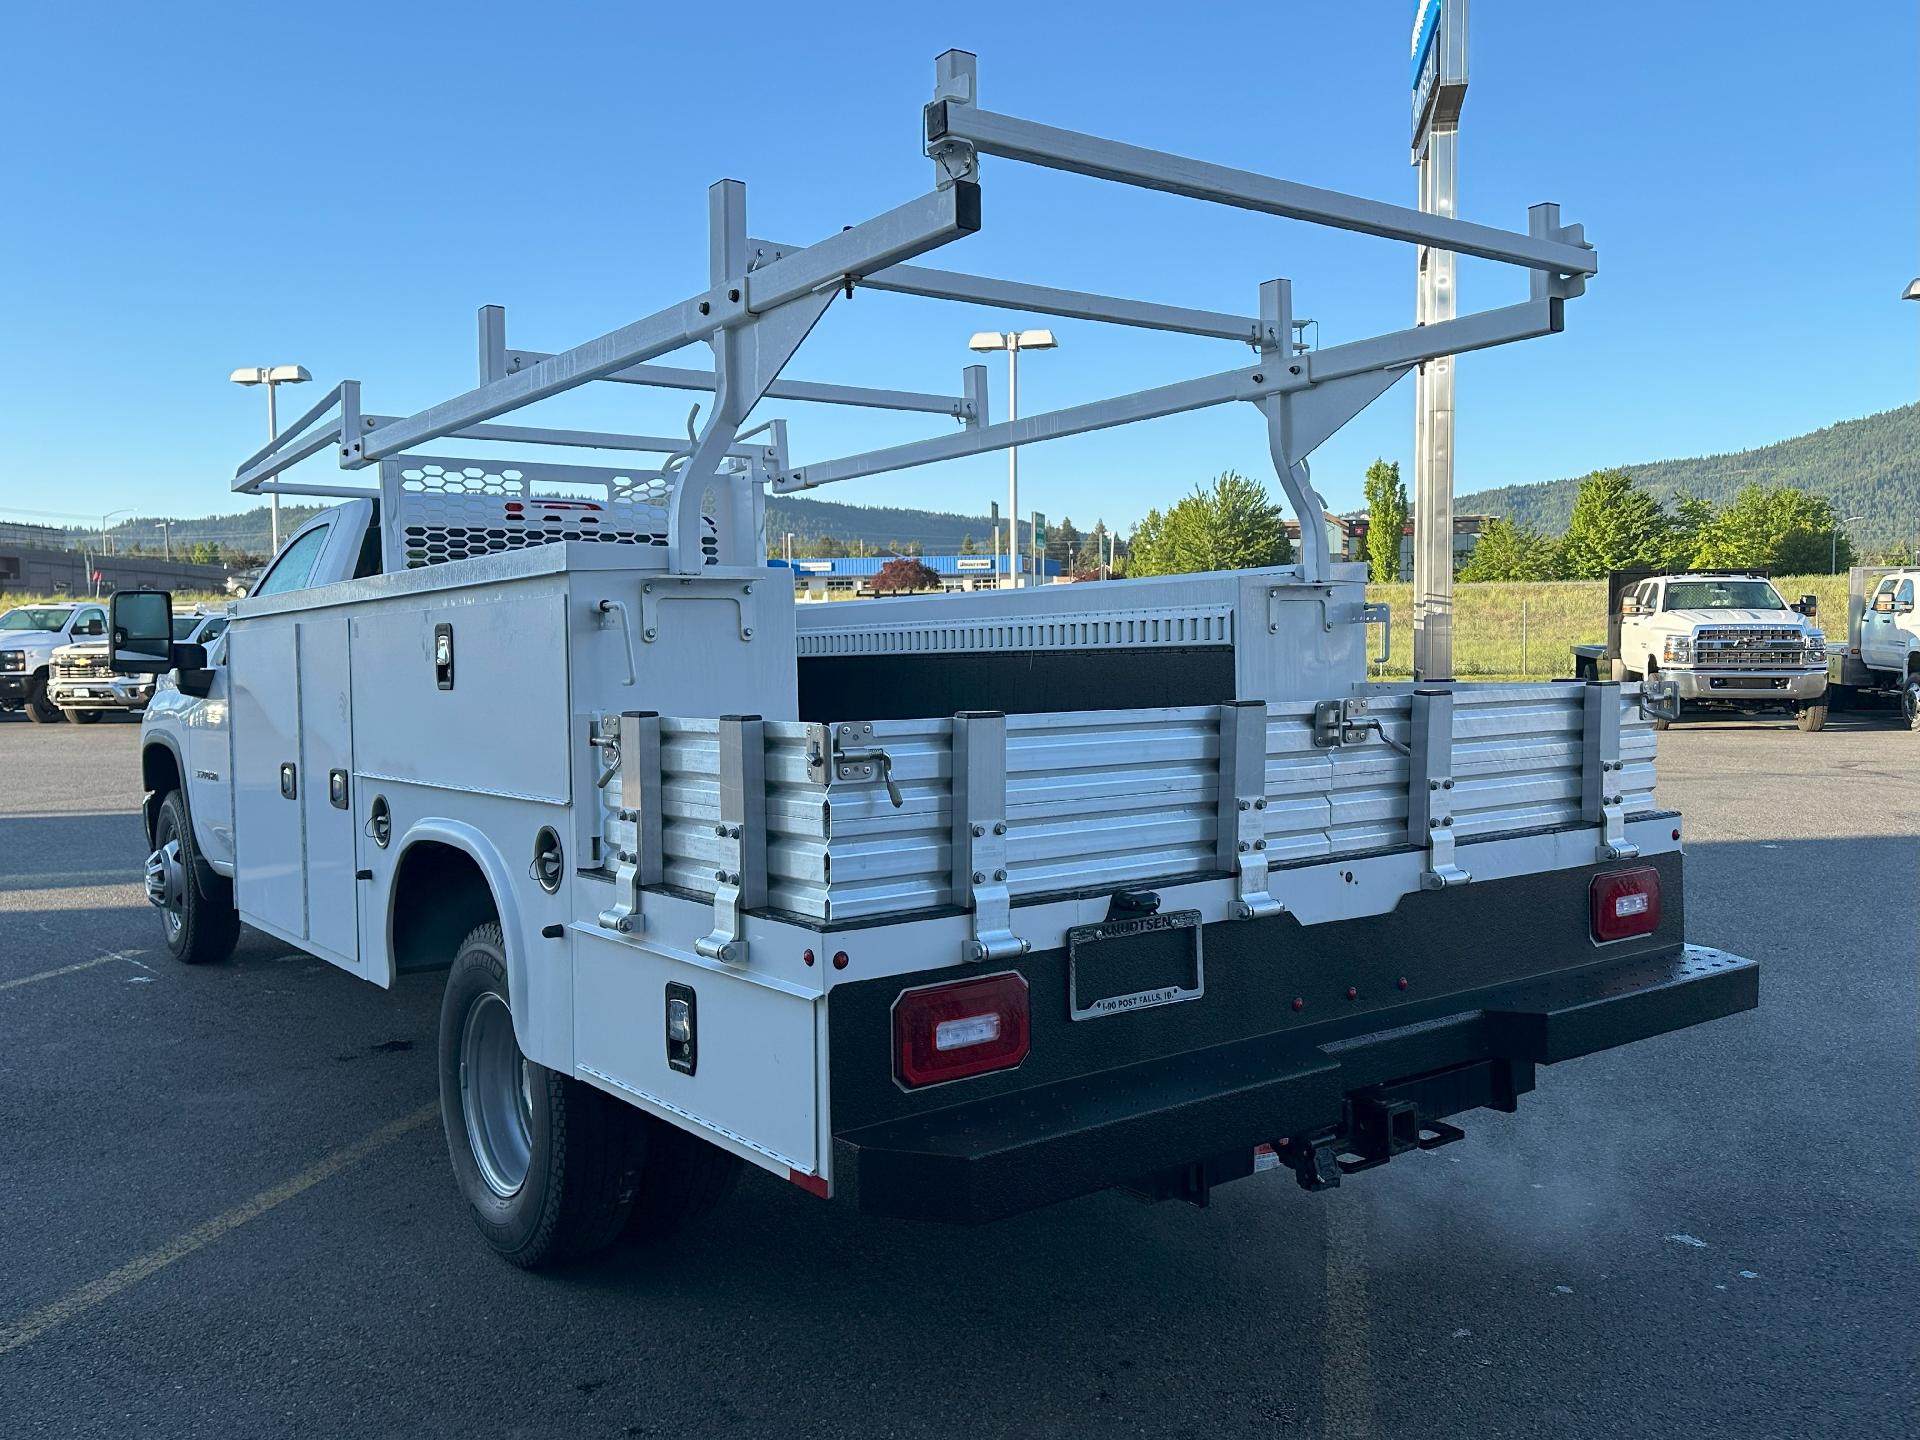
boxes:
[1826,566,1920,725]
[114,53,1758,1267]
[1572,570,1828,730]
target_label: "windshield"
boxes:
[1663,579,1786,612]
[0,607,74,632]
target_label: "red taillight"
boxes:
[892,972,1030,1089]
[1590,867,1661,942]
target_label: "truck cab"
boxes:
[1828,567,1920,726]
[0,600,110,723]
[139,502,379,875]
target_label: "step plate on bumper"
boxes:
[833,944,1756,1224]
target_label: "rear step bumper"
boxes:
[831,944,1756,1224]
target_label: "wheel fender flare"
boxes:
[141,736,222,900]
[388,818,560,1067]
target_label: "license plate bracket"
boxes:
[1067,908,1203,1021]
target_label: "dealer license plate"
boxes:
[1066,908,1203,1021]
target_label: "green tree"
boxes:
[1557,469,1672,578]
[1050,515,1082,568]
[1363,459,1409,582]
[1665,494,1716,570]
[1693,483,1851,573]
[1457,517,1560,581]
[1073,522,1106,574]
[959,532,978,555]
[1129,472,1292,577]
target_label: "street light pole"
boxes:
[230,365,312,554]
[100,508,132,557]
[1007,337,1019,587]
[970,329,1058,589]
[155,521,172,562]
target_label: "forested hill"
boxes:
[1458,403,1920,546]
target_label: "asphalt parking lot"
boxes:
[1,707,1914,1439]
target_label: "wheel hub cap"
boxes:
[460,991,533,1198]
[145,840,185,937]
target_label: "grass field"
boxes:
[8,576,1855,684]
[1366,574,1848,680]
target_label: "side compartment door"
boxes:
[230,616,306,941]
[298,616,361,972]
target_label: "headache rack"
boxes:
[229,49,1596,582]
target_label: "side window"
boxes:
[74,606,107,636]
[1900,580,1916,610]
[199,617,229,643]
[253,525,332,597]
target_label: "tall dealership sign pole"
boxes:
[1411,0,1467,680]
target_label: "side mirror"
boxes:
[1797,594,1818,617]
[79,617,106,636]
[109,590,174,673]
[174,642,215,698]
[1873,595,1895,614]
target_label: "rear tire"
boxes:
[152,790,240,965]
[1796,703,1828,733]
[23,674,59,723]
[62,708,101,725]
[625,1116,743,1239]
[1903,678,1920,732]
[439,924,642,1268]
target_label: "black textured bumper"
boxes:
[0,675,30,698]
[832,944,1756,1223]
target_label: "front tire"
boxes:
[150,790,240,964]
[1903,677,1920,732]
[439,924,642,1268]
[62,708,101,725]
[23,674,59,723]
[1796,703,1828,733]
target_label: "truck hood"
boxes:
[1665,608,1812,631]
[51,640,110,661]
[0,632,67,659]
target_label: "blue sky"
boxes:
[2,1,1915,541]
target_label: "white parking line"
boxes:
[0,949,149,992]
[0,1101,439,1356]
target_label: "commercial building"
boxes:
[776,552,1063,599]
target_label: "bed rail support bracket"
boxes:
[1218,700,1283,919]
[952,711,1027,963]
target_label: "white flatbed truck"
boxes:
[114,53,1757,1266]
[1826,566,1920,725]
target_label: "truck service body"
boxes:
[116,52,1757,1265]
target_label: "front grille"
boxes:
[1694,627,1813,668]
[53,656,107,682]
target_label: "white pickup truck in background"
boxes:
[0,600,110,723]
[1573,570,1828,731]
[48,608,228,724]
[1827,567,1920,727]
